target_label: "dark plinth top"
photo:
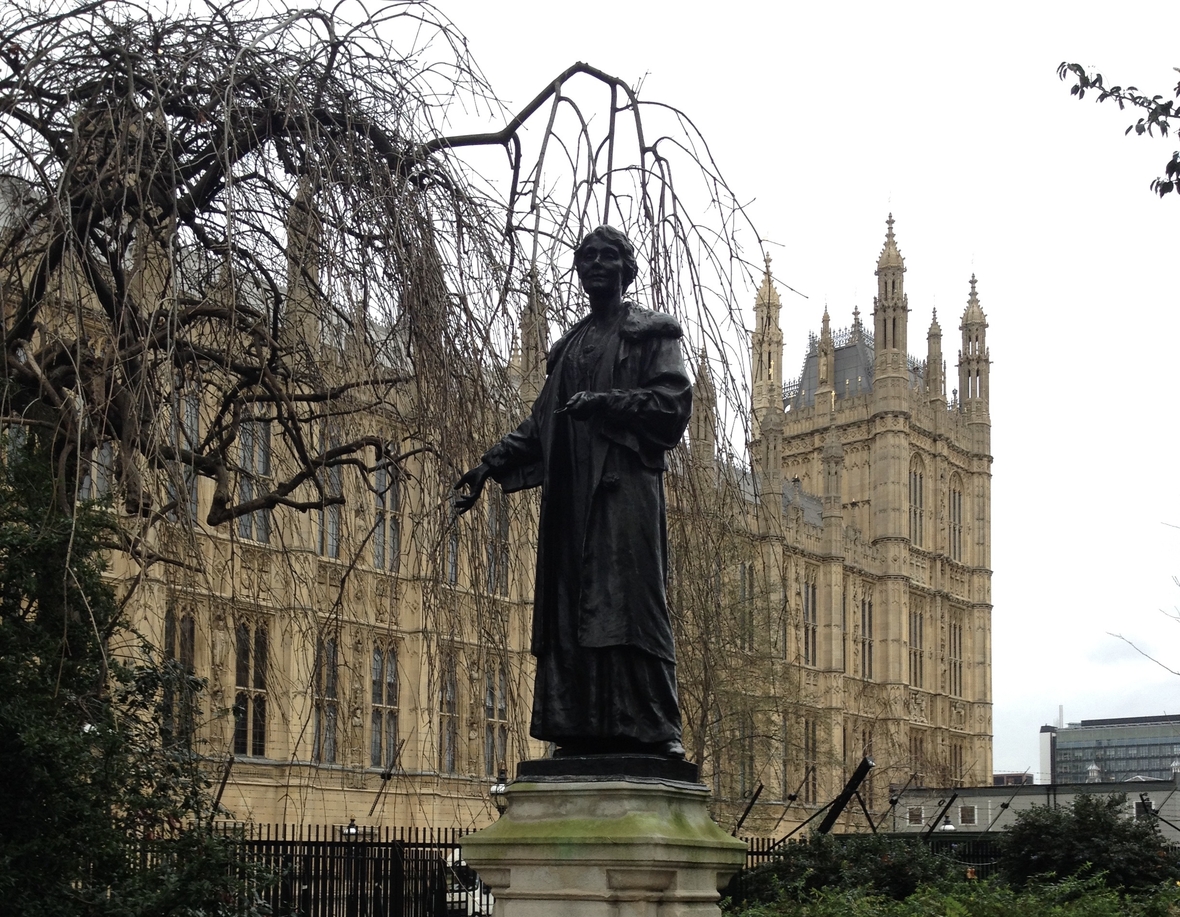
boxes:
[516,755,700,784]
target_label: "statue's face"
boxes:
[575,237,626,301]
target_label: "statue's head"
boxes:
[574,225,638,292]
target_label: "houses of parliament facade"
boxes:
[112,215,993,836]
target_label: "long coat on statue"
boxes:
[481,303,692,747]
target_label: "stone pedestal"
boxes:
[462,768,746,917]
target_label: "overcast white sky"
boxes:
[436,0,1180,775]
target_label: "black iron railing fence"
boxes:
[208,823,493,917]
[739,831,1003,882]
[136,824,1004,916]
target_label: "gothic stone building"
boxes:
[673,215,993,833]
[57,210,991,835]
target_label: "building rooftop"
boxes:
[784,319,925,408]
[783,480,823,526]
[1070,715,1180,729]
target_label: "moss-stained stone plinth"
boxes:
[461,777,747,917]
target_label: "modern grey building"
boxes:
[1041,716,1180,785]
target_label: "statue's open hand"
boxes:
[453,462,491,516]
[558,391,609,420]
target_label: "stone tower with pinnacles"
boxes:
[735,214,993,818]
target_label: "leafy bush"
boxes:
[0,434,267,916]
[999,794,1180,892]
[727,833,962,906]
[724,793,1180,916]
[727,875,1180,917]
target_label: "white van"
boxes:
[445,849,493,917]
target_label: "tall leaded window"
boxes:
[163,605,196,748]
[860,592,874,680]
[802,718,818,804]
[909,603,925,689]
[951,741,965,786]
[374,464,401,573]
[484,661,508,777]
[166,389,200,523]
[317,422,342,558]
[486,489,509,596]
[909,458,925,546]
[949,475,964,562]
[949,612,964,698]
[739,713,756,798]
[738,563,755,652]
[446,529,459,586]
[233,621,267,758]
[323,463,343,558]
[802,576,818,667]
[781,719,791,802]
[238,419,271,542]
[778,593,790,660]
[910,729,926,778]
[439,654,458,773]
[841,588,847,665]
[80,441,116,501]
[371,645,398,769]
[313,635,338,764]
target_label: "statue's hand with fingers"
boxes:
[453,462,491,516]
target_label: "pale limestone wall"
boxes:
[103,384,547,828]
[90,218,993,840]
[722,225,993,836]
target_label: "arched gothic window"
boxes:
[949,474,964,562]
[909,456,925,546]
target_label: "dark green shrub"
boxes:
[0,434,268,916]
[999,793,1180,892]
[727,874,1180,917]
[727,833,961,907]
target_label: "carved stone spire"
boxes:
[817,306,835,393]
[926,308,945,404]
[690,349,717,468]
[751,252,784,438]
[873,213,908,374]
[284,178,322,350]
[958,274,989,408]
[519,271,549,404]
[876,213,904,270]
[751,253,784,512]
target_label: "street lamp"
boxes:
[344,817,359,838]
[490,768,509,815]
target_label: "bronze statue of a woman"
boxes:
[455,226,691,758]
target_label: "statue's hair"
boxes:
[575,225,639,291]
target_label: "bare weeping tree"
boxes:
[0,0,779,823]
[0,0,762,575]
[1,1,492,544]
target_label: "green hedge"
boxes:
[726,793,1180,917]
[727,875,1180,917]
